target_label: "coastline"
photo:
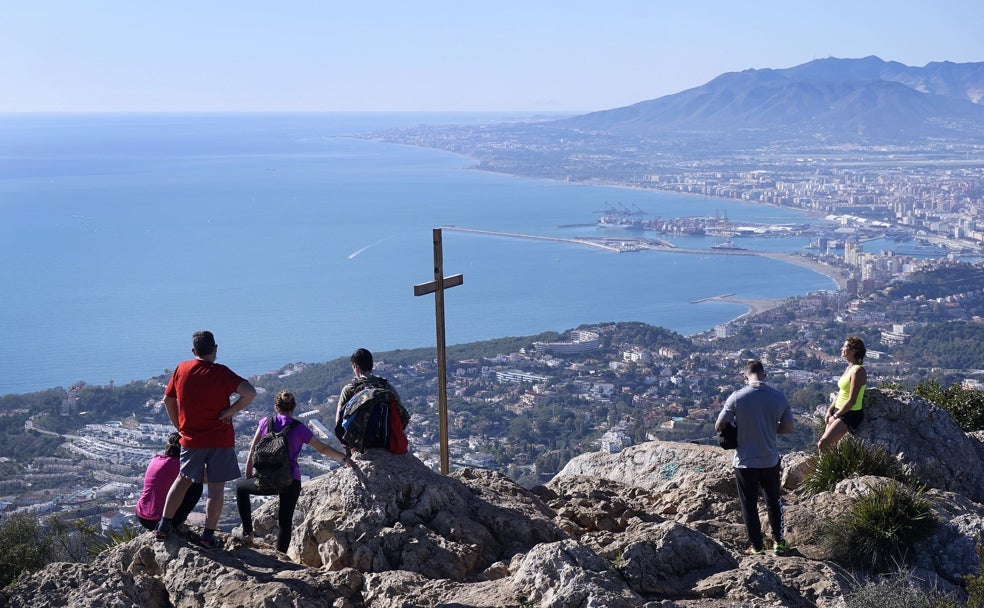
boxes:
[696,252,847,329]
[698,295,787,322]
[760,251,849,291]
[452,148,851,295]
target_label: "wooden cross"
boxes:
[413,228,463,475]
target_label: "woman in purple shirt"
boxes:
[236,391,355,553]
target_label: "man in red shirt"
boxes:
[155,330,256,548]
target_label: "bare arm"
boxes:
[219,380,257,423]
[164,396,179,429]
[308,436,356,469]
[243,424,264,478]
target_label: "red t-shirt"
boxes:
[165,359,246,449]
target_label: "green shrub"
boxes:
[803,435,905,495]
[86,525,141,557]
[0,514,55,588]
[845,571,961,608]
[825,481,936,573]
[966,537,984,608]
[914,380,984,432]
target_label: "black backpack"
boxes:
[253,417,300,492]
[717,423,738,450]
[337,379,398,453]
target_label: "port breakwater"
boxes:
[440,226,848,291]
[443,226,755,256]
[441,226,624,252]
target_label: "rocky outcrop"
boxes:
[264,450,566,577]
[856,388,984,502]
[2,388,982,607]
[0,537,364,608]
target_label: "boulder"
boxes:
[0,534,361,608]
[857,388,984,501]
[253,449,566,579]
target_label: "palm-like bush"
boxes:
[825,481,936,573]
[803,435,905,495]
[86,525,142,557]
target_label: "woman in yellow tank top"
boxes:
[818,336,867,452]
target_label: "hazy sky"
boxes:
[3,0,982,113]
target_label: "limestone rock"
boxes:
[586,520,737,596]
[0,561,170,608]
[857,388,984,501]
[261,449,565,579]
[0,535,359,608]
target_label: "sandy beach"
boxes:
[759,251,850,291]
[700,295,787,321]
[698,252,847,325]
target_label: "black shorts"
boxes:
[839,409,864,432]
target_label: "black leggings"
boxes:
[236,478,302,553]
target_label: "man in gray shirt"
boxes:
[716,359,795,556]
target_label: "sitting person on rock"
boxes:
[135,432,203,532]
[236,390,356,553]
[334,347,411,453]
[818,336,867,452]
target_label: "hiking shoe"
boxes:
[154,528,170,541]
[773,539,791,556]
[745,546,766,555]
[197,536,221,551]
[232,530,254,546]
[172,523,193,540]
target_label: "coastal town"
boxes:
[369,123,984,263]
[2,233,982,534]
[5,114,984,547]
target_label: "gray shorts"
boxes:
[179,447,241,483]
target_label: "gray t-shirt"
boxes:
[716,382,793,469]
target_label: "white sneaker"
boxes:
[232,530,253,546]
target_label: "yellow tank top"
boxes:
[834,364,865,411]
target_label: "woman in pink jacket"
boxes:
[135,432,203,531]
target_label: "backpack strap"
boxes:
[267,416,300,435]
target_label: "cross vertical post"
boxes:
[413,228,463,475]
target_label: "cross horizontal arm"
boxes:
[413,273,464,296]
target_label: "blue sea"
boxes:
[0,113,837,396]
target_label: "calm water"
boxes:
[0,113,836,396]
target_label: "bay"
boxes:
[0,113,835,396]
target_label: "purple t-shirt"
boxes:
[257,414,314,480]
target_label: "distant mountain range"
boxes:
[553,56,984,143]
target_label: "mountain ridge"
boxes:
[552,56,984,142]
